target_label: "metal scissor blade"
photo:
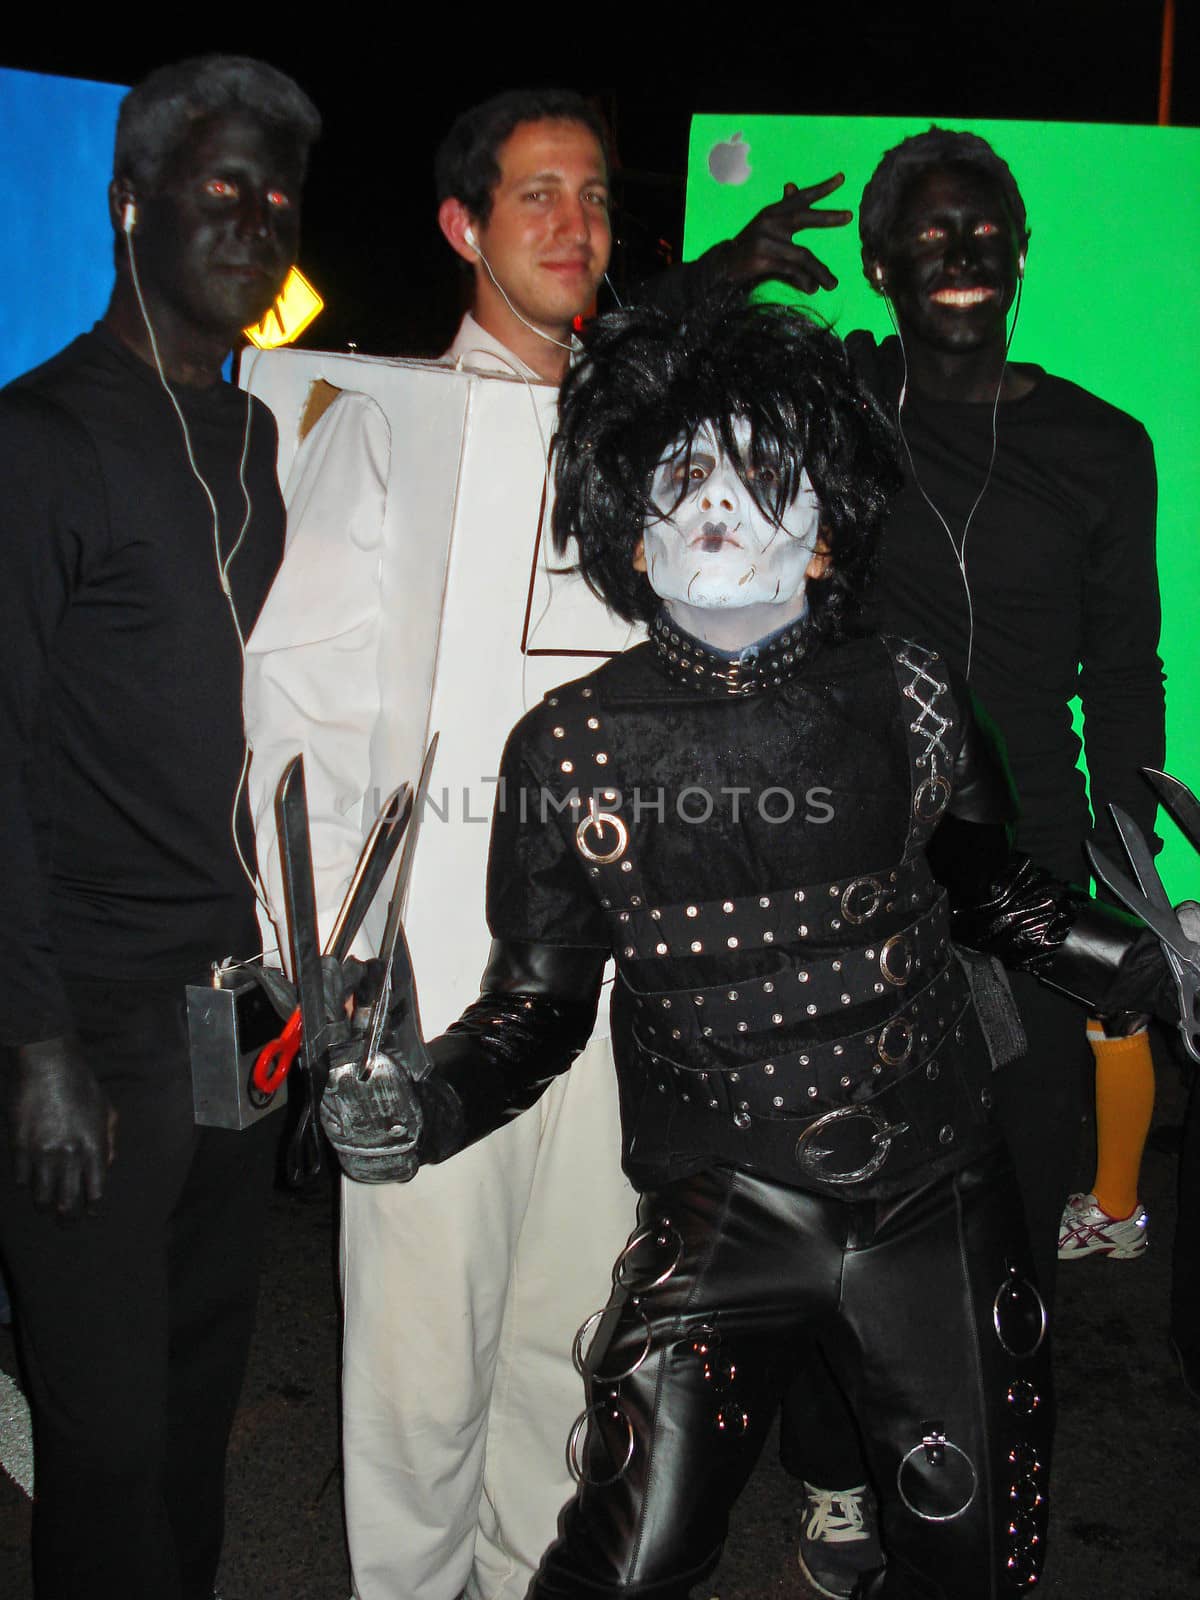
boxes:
[275,757,334,1098]
[1108,804,1172,912]
[1087,842,1198,969]
[378,920,434,1083]
[1142,768,1200,856]
[362,733,440,1076]
[325,783,413,962]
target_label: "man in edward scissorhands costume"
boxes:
[315,293,1191,1599]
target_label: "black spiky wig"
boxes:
[551,291,901,643]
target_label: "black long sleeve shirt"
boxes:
[850,332,1164,885]
[0,325,285,1045]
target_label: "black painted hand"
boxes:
[715,174,853,294]
[7,1036,117,1213]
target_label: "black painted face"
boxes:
[129,110,304,338]
[877,163,1024,356]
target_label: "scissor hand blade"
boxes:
[1142,768,1200,857]
[326,783,413,963]
[362,733,440,1077]
[1108,804,1172,911]
[275,756,335,1099]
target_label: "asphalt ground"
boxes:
[1,1056,1197,1599]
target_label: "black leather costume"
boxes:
[406,613,1161,1599]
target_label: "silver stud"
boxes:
[656,942,668,956]
[561,760,574,773]
[595,753,609,765]
[874,982,885,995]
[807,1003,817,1015]
[650,909,662,921]
[763,1063,775,1075]
[691,940,703,953]
[619,911,630,923]
[727,990,739,1001]
[773,1013,784,1025]
[661,999,672,1010]
[736,1021,748,1033]
[799,1055,810,1066]
[702,1026,713,1037]
[586,717,600,730]
[830,885,840,897]
[709,1098,719,1109]
[582,687,593,698]
[773,1095,784,1108]
[794,890,806,903]
[621,861,633,873]
[865,948,876,960]
[733,1111,751,1129]
[671,1029,681,1040]
[552,726,565,738]
[548,696,559,706]
[723,900,735,914]
[727,936,739,950]
[759,896,771,909]
[833,1045,844,1057]
[798,971,809,983]
[686,905,699,918]
[840,1076,851,1088]
[693,995,704,1006]
[841,994,852,1006]
[939,1125,954,1145]
[763,931,775,944]
[807,1085,819,1099]
[729,1072,740,1082]
[798,924,809,937]
[832,960,842,973]
[624,946,635,957]
[762,981,775,994]
[630,895,642,907]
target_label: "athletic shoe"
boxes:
[1057,1192,1148,1260]
[797,1481,883,1599]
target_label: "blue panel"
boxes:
[0,66,127,385]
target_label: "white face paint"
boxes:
[642,418,822,650]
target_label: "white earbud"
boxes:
[1017,252,1026,277]
[464,225,478,251]
[122,200,137,234]
[873,263,885,287]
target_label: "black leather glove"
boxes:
[5,1035,117,1212]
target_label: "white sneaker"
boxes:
[1057,1192,1148,1260]
[797,1481,882,1599]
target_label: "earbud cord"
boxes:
[473,240,576,353]
[883,274,1023,682]
[126,223,271,917]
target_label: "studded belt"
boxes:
[625,895,952,1037]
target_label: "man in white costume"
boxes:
[244,90,638,1600]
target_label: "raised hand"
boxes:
[7,1036,117,1213]
[714,174,854,294]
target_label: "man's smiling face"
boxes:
[879,162,1024,356]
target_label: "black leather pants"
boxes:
[528,1149,1050,1599]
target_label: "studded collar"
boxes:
[649,609,814,697]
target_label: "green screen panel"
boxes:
[685,115,1200,897]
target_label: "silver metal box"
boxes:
[186,964,288,1129]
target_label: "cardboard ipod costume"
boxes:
[243,346,639,1028]
[241,341,640,1600]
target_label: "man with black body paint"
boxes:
[0,56,318,1600]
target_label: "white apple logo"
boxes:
[708,132,752,186]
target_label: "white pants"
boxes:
[341,1037,637,1600]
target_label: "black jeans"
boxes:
[0,975,279,1600]
[529,1148,1050,1599]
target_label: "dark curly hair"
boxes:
[552,292,901,639]
[859,126,1028,277]
[114,55,321,193]
[434,89,609,222]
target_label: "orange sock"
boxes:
[1087,1022,1155,1220]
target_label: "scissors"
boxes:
[1086,767,1200,1065]
[251,781,413,1098]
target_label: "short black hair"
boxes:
[859,125,1028,273]
[114,55,321,192]
[434,89,609,222]
[552,292,901,641]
